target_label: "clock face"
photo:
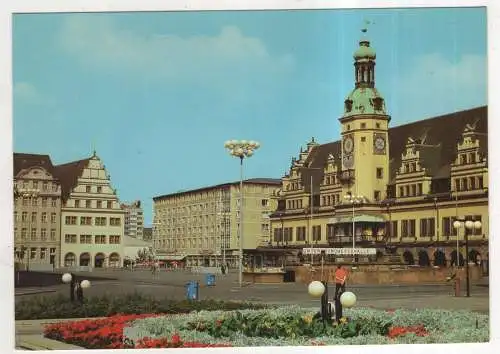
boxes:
[343,136,354,153]
[374,136,386,152]
[343,154,354,168]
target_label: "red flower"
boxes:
[387,325,429,339]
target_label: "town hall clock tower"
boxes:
[339,27,391,202]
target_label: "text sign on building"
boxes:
[302,248,377,256]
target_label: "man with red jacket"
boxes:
[334,264,348,299]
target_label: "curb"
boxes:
[17,335,83,350]
[15,290,57,296]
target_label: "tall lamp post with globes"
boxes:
[453,218,480,297]
[224,139,260,288]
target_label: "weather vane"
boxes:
[362,19,374,33]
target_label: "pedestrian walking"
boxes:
[334,265,348,300]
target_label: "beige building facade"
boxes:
[267,30,488,271]
[14,154,62,270]
[58,152,125,268]
[152,178,280,267]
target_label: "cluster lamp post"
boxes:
[453,218,481,297]
[224,139,260,288]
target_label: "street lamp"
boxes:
[224,139,260,288]
[453,218,480,297]
[343,193,364,249]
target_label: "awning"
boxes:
[156,255,186,261]
[328,215,386,224]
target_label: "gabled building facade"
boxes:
[268,28,488,270]
[56,152,125,268]
[13,153,62,270]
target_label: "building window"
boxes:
[14,211,18,221]
[283,227,293,243]
[64,234,77,243]
[374,190,381,201]
[420,218,435,237]
[52,184,57,192]
[442,217,458,237]
[30,228,37,241]
[376,123,381,129]
[95,217,107,226]
[51,198,57,207]
[312,225,321,241]
[110,217,121,226]
[107,201,113,209]
[86,200,91,208]
[86,186,91,193]
[22,197,29,206]
[109,235,121,244]
[65,216,77,225]
[41,212,47,223]
[40,248,47,259]
[31,212,37,222]
[32,197,38,207]
[97,186,102,193]
[41,197,48,207]
[21,228,27,240]
[376,168,383,179]
[30,248,37,259]
[460,154,466,165]
[97,200,102,208]
[22,212,28,222]
[50,213,56,223]
[273,228,283,242]
[401,219,416,237]
[390,221,398,238]
[296,226,306,241]
[50,229,56,240]
[80,235,92,244]
[75,200,80,208]
[326,224,335,242]
[80,216,92,225]
[261,199,269,207]
[95,235,106,244]
[411,185,416,196]
[361,123,366,129]
[40,228,47,241]
[42,181,48,191]
[33,181,38,189]
[361,136,366,142]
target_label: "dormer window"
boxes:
[372,97,383,111]
[345,99,353,112]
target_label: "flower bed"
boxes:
[45,307,489,348]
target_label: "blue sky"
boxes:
[12,7,487,225]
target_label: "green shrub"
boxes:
[15,292,268,320]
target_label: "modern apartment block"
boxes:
[120,200,144,239]
[13,153,62,270]
[152,178,281,267]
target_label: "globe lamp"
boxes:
[62,273,73,284]
[340,291,357,308]
[308,281,325,298]
[80,280,91,289]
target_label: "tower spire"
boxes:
[353,19,376,88]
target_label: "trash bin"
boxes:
[185,280,199,301]
[205,274,216,287]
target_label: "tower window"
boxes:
[361,123,366,129]
[361,137,366,142]
[376,123,381,129]
[374,191,381,201]
[376,168,383,179]
[347,124,351,131]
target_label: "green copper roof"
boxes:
[343,87,387,117]
[354,44,376,59]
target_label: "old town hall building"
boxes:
[267,29,488,270]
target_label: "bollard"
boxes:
[454,278,461,297]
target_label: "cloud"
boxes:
[13,82,54,106]
[57,15,295,87]
[392,53,487,121]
